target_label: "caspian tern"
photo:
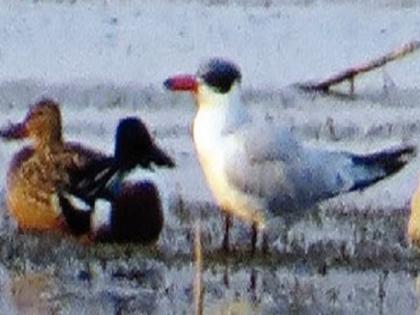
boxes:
[164,58,415,253]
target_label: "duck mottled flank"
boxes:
[0,99,106,231]
[408,181,420,245]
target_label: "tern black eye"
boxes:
[198,58,241,94]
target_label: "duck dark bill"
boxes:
[164,75,198,92]
[0,122,28,140]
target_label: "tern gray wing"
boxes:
[224,124,310,213]
[224,123,414,217]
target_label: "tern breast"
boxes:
[192,108,265,226]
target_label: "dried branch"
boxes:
[298,40,420,94]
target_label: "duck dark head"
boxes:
[197,58,242,94]
[115,117,175,170]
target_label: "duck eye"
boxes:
[37,110,46,117]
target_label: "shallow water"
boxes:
[0,83,420,314]
[0,204,419,314]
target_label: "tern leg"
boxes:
[261,232,269,255]
[222,213,232,252]
[223,265,230,288]
[251,222,258,256]
[249,268,258,303]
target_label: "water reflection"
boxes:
[9,272,58,315]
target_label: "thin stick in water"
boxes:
[194,221,204,315]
